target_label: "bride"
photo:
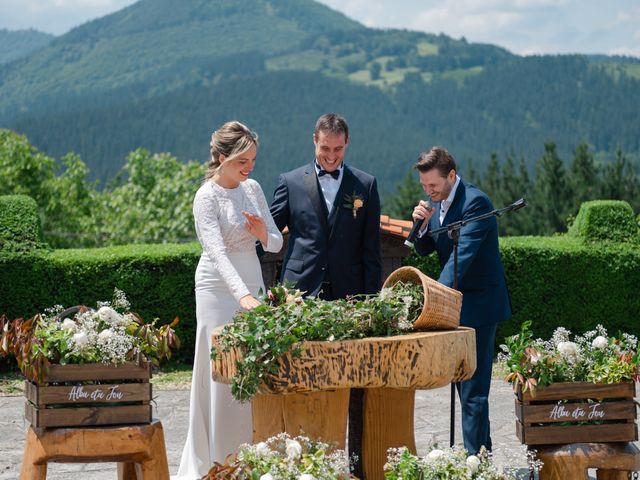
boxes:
[175,121,283,479]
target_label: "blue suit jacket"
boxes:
[270,162,382,298]
[415,179,511,327]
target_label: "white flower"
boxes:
[285,439,302,460]
[557,341,578,357]
[72,331,89,348]
[260,474,274,480]
[592,336,608,349]
[97,306,121,325]
[426,449,444,462]
[61,318,77,332]
[98,329,114,340]
[298,475,315,480]
[466,454,481,472]
[255,442,270,456]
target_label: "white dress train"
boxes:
[174,179,282,479]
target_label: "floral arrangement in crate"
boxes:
[384,445,542,480]
[0,288,180,380]
[203,433,353,479]
[499,320,639,394]
[212,281,423,402]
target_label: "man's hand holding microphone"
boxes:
[404,200,435,247]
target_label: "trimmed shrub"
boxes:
[0,195,46,252]
[568,200,639,243]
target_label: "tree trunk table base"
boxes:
[536,442,640,480]
[19,419,169,480]
[218,329,477,480]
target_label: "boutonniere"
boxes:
[343,192,364,219]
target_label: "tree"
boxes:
[568,143,598,206]
[532,142,572,234]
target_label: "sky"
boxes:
[0,0,639,58]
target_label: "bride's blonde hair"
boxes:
[205,121,258,181]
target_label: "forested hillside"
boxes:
[0,0,638,199]
[0,29,53,64]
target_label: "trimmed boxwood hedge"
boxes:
[568,200,639,244]
[0,195,46,253]
[406,235,640,347]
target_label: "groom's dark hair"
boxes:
[314,113,349,142]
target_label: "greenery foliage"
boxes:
[568,200,639,243]
[384,445,539,479]
[500,320,639,394]
[0,195,46,252]
[0,289,180,381]
[204,433,351,479]
[211,282,423,402]
[0,243,200,364]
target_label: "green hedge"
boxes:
[406,235,640,346]
[568,200,639,243]
[0,243,201,363]
[0,195,46,252]
[2,236,639,366]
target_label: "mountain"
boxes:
[0,29,54,64]
[1,0,639,197]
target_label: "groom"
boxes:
[269,112,382,477]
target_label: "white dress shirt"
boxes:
[315,162,344,216]
[439,175,461,225]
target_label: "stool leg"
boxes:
[20,427,47,480]
[137,422,170,480]
[596,470,632,480]
[117,462,138,480]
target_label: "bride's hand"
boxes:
[239,294,261,310]
[242,211,267,245]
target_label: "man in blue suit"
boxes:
[411,146,511,455]
[269,113,381,477]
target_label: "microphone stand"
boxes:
[426,198,526,448]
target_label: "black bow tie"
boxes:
[317,168,340,180]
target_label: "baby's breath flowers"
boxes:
[203,433,351,480]
[0,288,179,381]
[212,281,424,402]
[500,320,639,394]
[384,445,541,480]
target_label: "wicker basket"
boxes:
[382,266,462,330]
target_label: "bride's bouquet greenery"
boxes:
[384,445,542,480]
[203,433,352,479]
[212,282,423,402]
[0,288,180,380]
[499,320,639,394]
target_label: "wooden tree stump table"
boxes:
[20,419,169,480]
[212,327,476,480]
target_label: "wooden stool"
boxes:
[536,442,640,480]
[20,419,169,480]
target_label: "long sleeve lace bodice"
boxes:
[193,179,283,301]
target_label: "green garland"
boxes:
[212,282,423,402]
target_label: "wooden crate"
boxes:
[515,381,638,446]
[24,362,152,428]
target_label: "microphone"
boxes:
[404,201,434,247]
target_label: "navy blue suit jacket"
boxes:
[270,162,382,298]
[415,179,511,327]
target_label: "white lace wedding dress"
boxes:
[174,178,283,480]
